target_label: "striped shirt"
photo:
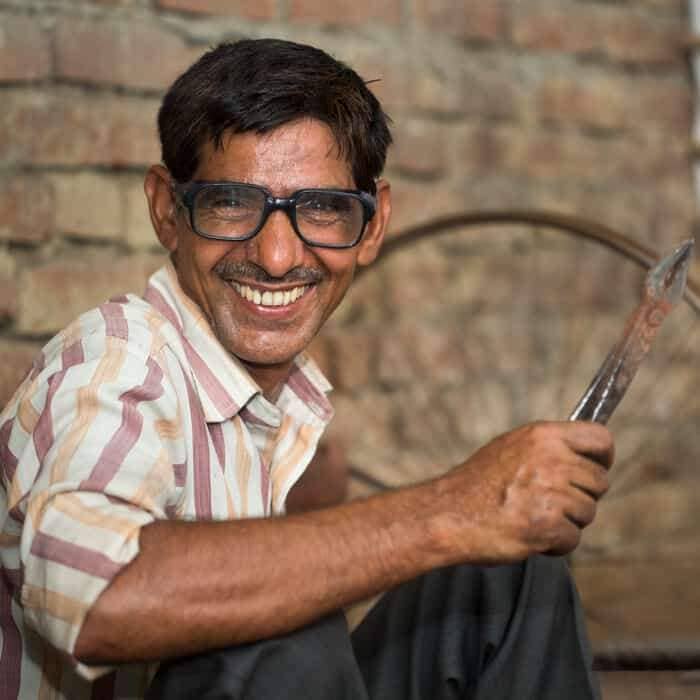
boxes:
[0,261,334,699]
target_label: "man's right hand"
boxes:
[430,421,613,564]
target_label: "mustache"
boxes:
[214,261,323,285]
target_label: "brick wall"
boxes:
[1,0,698,551]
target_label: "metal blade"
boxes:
[569,239,694,424]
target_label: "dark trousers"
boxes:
[146,556,600,699]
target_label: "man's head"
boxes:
[158,38,392,195]
[145,39,393,395]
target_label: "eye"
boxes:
[198,186,262,220]
[297,192,355,224]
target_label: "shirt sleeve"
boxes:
[15,327,185,680]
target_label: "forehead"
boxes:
[193,119,354,192]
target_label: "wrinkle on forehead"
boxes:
[202,118,352,193]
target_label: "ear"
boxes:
[357,178,391,267]
[144,165,181,253]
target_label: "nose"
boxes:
[249,210,306,279]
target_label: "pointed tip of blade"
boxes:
[675,238,695,262]
[645,239,694,304]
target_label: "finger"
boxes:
[567,460,610,501]
[542,518,582,556]
[563,422,615,469]
[559,490,598,529]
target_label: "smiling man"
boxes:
[0,39,613,699]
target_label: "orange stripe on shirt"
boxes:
[51,494,141,542]
[22,585,86,625]
[272,422,315,506]
[26,339,128,530]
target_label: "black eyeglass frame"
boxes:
[173,181,378,249]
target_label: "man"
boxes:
[0,39,612,699]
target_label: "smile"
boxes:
[232,283,310,307]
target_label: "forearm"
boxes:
[75,421,614,666]
[75,480,454,664]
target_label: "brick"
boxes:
[0,174,53,244]
[511,3,683,67]
[0,249,17,322]
[0,88,160,167]
[388,118,447,177]
[17,251,165,335]
[394,385,459,459]
[411,63,468,117]
[51,172,122,241]
[378,241,452,319]
[55,17,202,91]
[305,333,334,383]
[454,124,521,178]
[342,46,412,112]
[537,76,629,132]
[442,379,513,448]
[387,178,468,233]
[289,0,400,26]
[156,0,277,20]
[327,264,385,326]
[602,13,683,67]
[375,326,417,387]
[458,58,528,121]
[323,329,377,391]
[416,0,507,42]
[580,480,700,560]
[511,5,598,54]
[456,124,689,188]
[537,75,690,136]
[326,391,399,480]
[0,339,41,409]
[123,175,159,250]
[0,14,51,81]
[636,79,691,133]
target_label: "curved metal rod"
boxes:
[350,210,700,670]
[358,210,700,313]
[350,208,700,490]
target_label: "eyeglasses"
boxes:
[173,181,377,249]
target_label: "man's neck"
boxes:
[241,359,294,403]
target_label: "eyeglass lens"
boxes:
[192,184,365,246]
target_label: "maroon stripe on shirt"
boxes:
[0,419,18,486]
[2,567,22,596]
[1,577,24,699]
[286,366,332,421]
[143,285,183,333]
[173,462,186,488]
[239,406,268,427]
[100,303,129,341]
[146,281,241,418]
[109,294,130,304]
[208,423,225,472]
[82,358,164,491]
[30,532,122,581]
[181,339,239,418]
[33,341,86,465]
[182,372,212,519]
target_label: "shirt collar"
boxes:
[143,260,333,427]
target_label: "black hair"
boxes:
[158,38,392,195]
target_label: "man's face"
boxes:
[149,119,389,390]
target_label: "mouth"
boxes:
[231,282,312,307]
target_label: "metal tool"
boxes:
[569,239,695,424]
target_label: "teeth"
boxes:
[233,283,308,307]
